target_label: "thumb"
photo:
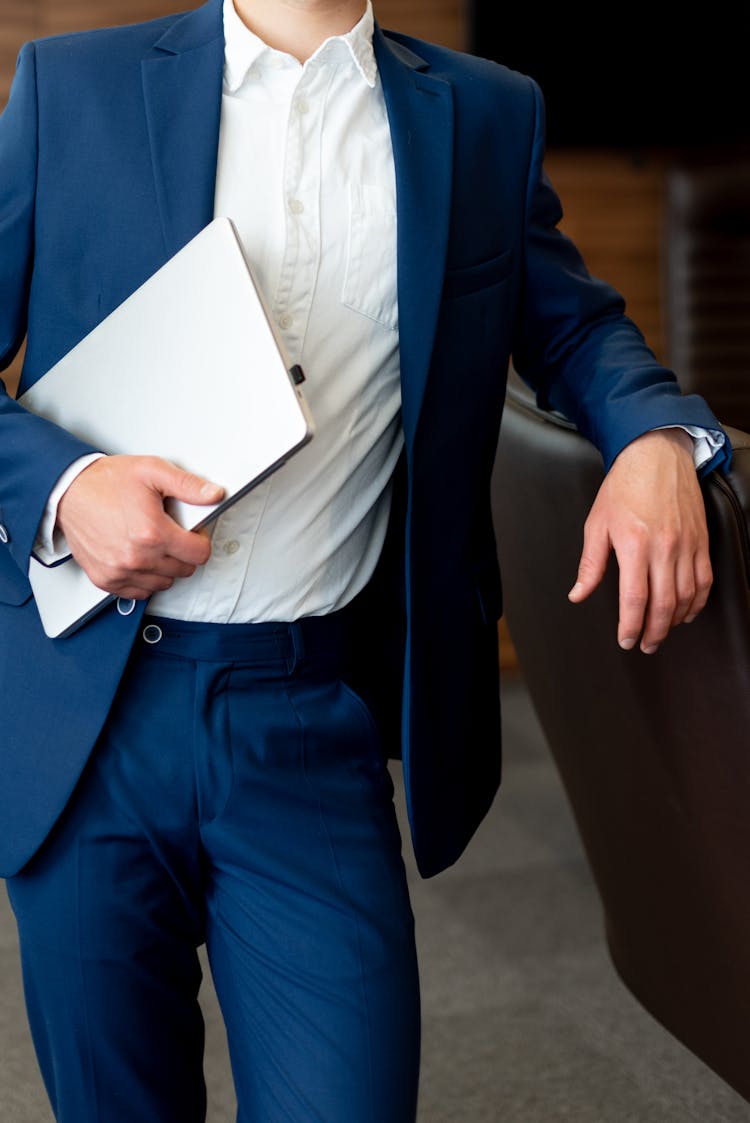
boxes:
[144,459,225,505]
[568,524,611,604]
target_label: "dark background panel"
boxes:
[468,4,749,150]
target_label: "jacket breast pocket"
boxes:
[443,248,513,301]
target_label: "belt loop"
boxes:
[286,621,306,674]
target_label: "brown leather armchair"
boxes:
[492,370,750,1102]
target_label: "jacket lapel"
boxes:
[141,0,225,258]
[374,28,454,449]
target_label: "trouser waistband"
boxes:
[136,599,362,671]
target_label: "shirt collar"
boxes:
[223,1,377,92]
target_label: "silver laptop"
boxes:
[19,217,314,639]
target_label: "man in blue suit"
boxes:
[0,0,730,1120]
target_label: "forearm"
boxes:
[33,453,106,564]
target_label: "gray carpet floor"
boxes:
[2,674,748,1122]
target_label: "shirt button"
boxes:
[278,313,293,329]
[223,539,240,556]
[294,98,309,115]
[288,198,305,215]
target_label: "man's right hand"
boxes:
[56,455,225,600]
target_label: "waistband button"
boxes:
[143,624,163,645]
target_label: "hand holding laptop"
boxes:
[57,455,225,601]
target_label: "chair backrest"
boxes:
[492,371,750,1102]
[664,150,750,432]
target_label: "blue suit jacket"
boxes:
[0,0,729,878]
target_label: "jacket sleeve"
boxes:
[511,77,731,477]
[0,43,100,577]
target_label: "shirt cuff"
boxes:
[657,425,726,473]
[33,453,106,565]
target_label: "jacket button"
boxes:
[116,597,137,616]
[0,524,9,544]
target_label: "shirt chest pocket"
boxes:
[341,184,398,331]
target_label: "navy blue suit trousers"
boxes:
[7,613,421,1122]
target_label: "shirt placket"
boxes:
[273,59,331,363]
[186,58,331,623]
